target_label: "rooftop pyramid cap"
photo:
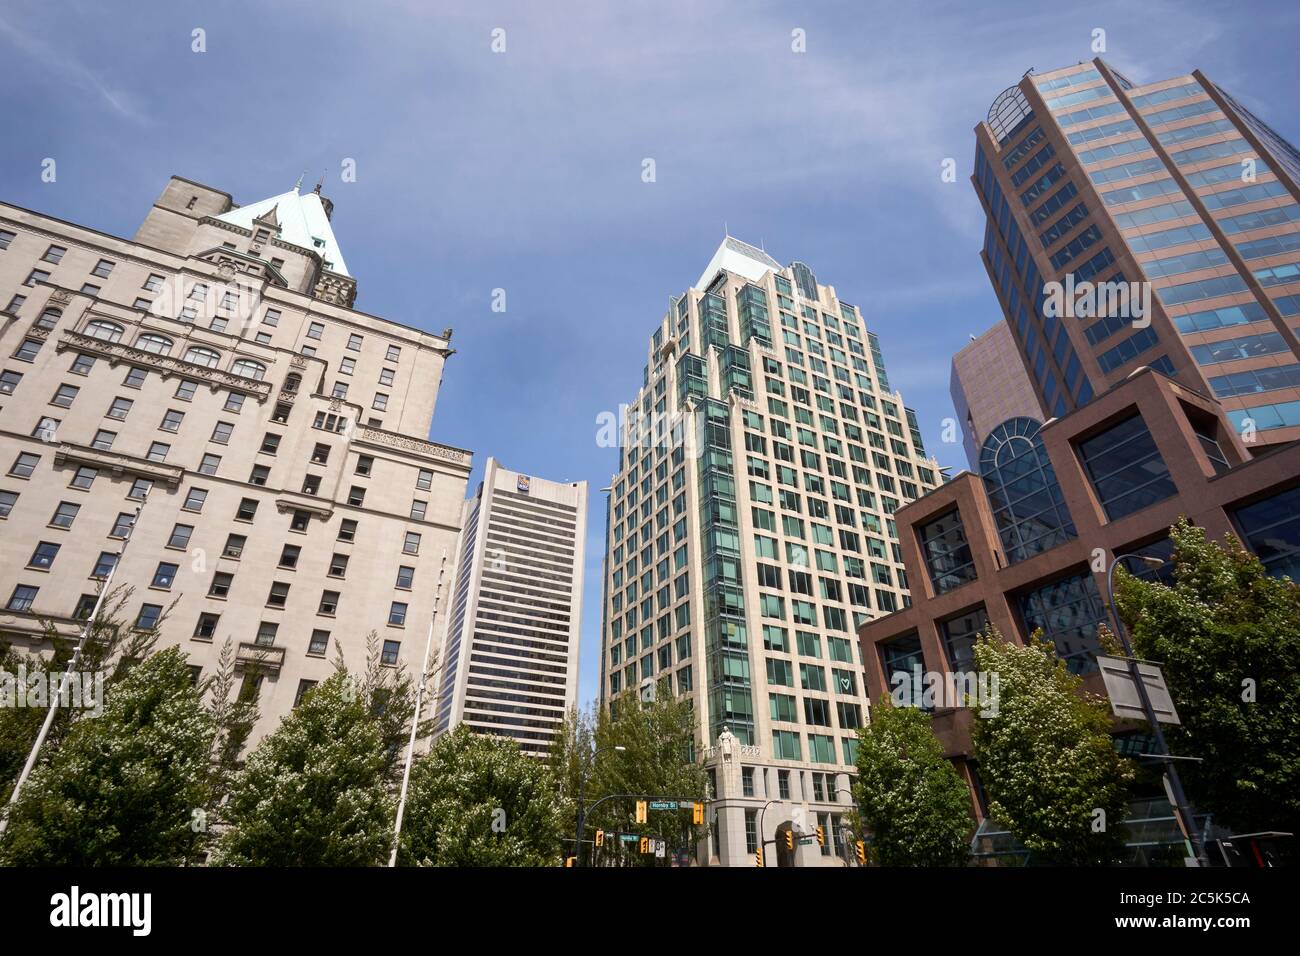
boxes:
[215,184,349,277]
[695,235,781,290]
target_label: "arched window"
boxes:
[283,373,301,393]
[231,358,267,381]
[135,333,173,355]
[183,346,221,368]
[85,319,124,343]
[979,417,1077,564]
[37,308,62,330]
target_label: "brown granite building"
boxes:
[857,365,1300,809]
[950,321,1045,469]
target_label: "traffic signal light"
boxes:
[692,801,705,825]
[565,856,575,867]
[755,846,764,867]
[639,836,650,854]
[595,829,604,848]
[816,825,825,847]
[783,830,794,851]
[855,841,866,865]
[635,800,648,824]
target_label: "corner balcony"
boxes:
[235,642,286,675]
[52,442,185,487]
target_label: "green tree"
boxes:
[852,700,973,866]
[0,647,214,865]
[335,633,419,784]
[0,587,158,802]
[1116,518,1300,837]
[553,695,710,865]
[398,725,569,866]
[201,637,260,829]
[213,670,396,866]
[971,628,1134,864]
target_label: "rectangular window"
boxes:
[1232,485,1300,582]
[1018,572,1108,674]
[48,496,80,528]
[151,562,178,589]
[389,601,408,626]
[28,541,60,569]
[1077,414,1177,520]
[918,509,977,593]
[308,630,330,655]
[135,604,162,630]
[194,613,220,640]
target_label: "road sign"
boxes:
[649,801,678,810]
[1096,655,1181,725]
[655,840,666,859]
[619,834,638,843]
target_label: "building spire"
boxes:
[293,172,304,192]
[314,170,326,195]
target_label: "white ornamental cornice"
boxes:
[56,330,273,401]
[354,426,472,469]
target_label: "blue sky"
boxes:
[3,0,1297,707]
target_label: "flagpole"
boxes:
[389,549,448,866]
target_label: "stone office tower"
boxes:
[0,176,472,738]
[950,321,1046,470]
[433,458,587,756]
[975,57,1300,446]
[600,238,942,866]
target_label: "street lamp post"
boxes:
[1107,553,1208,866]
[574,744,625,867]
[388,550,448,867]
[756,798,783,865]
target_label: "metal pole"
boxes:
[575,744,624,867]
[575,765,587,867]
[389,550,448,867]
[0,493,147,836]
[1107,555,1208,866]
[757,798,780,866]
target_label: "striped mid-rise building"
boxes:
[434,458,586,756]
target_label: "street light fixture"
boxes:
[574,744,626,867]
[1107,552,1208,866]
